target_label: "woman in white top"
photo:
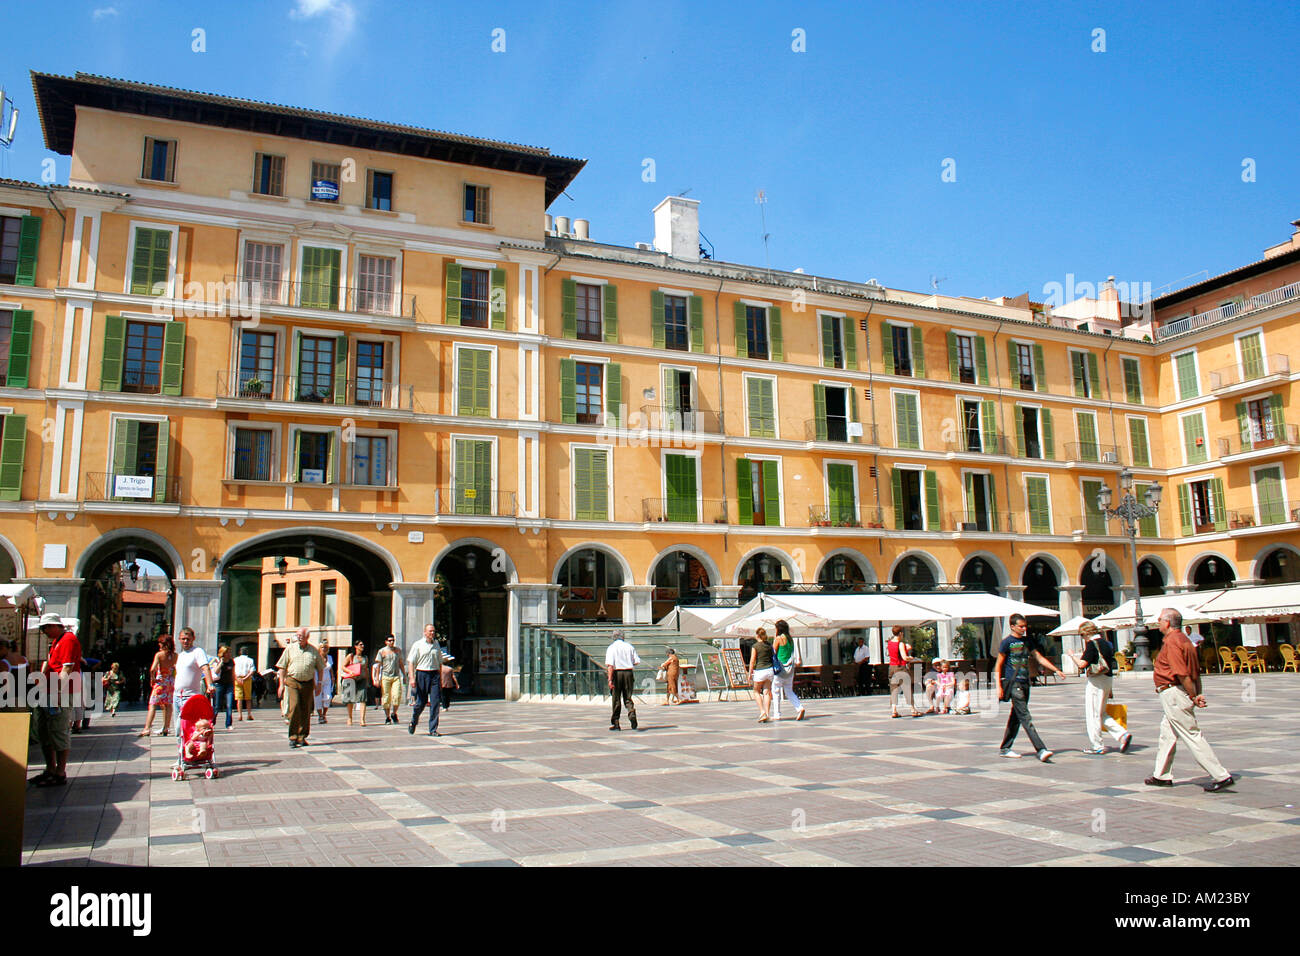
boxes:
[0,638,29,709]
[769,619,806,721]
[315,646,334,723]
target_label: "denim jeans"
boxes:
[999,681,1047,753]
[409,670,441,733]
[214,684,234,728]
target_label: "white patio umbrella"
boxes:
[723,605,839,637]
[1095,591,1225,629]
[1048,614,1093,637]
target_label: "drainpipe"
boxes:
[862,303,880,553]
[713,275,727,551]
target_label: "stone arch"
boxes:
[216,525,403,582]
[1136,554,1174,590]
[551,542,633,585]
[1249,542,1300,580]
[1184,550,1237,588]
[887,550,946,585]
[644,544,722,588]
[732,545,802,585]
[958,551,1009,590]
[75,527,186,580]
[813,548,877,584]
[428,537,519,585]
[1019,552,1069,587]
[0,532,26,580]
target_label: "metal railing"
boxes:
[945,434,1012,456]
[216,371,416,409]
[949,512,1014,533]
[808,505,874,528]
[1209,353,1291,390]
[1018,511,1052,534]
[431,487,517,517]
[120,368,162,394]
[1063,442,1123,465]
[1155,280,1300,341]
[1228,502,1300,529]
[84,472,181,504]
[223,275,418,317]
[636,405,722,434]
[804,418,875,443]
[642,497,728,523]
[1067,514,1116,536]
[1215,422,1299,457]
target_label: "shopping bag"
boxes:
[1106,703,1127,729]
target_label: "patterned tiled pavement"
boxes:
[21,673,1300,866]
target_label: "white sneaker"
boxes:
[999,749,1022,758]
[1038,749,1054,763]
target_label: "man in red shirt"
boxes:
[1145,608,1233,793]
[32,613,81,786]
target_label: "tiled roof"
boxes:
[0,177,129,199]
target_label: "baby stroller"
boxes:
[172,694,220,781]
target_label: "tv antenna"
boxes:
[755,189,771,272]
[930,275,948,292]
[0,88,18,148]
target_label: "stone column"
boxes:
[173,579,224,654]
[389,583,438,649]
[621,585,656,625]
[709,584,742,605]
[1058,585,1085,674]
[505,583,561,701]
[18,578,84,620]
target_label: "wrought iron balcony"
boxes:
[1067,514,1117,536]
[803,418,876,443]
[84,472,181,504]
[223,276,418,317]
[946,434,1012,456]
[1228,503,1300,529]
[431,487,517,517]
[1215,422,1300,457]
[216,371,415,409]
[949,511,1014,533]
[636,405,722,434]
[1063,442,1123,465]
[1209,353,1290,391]
[1156,280,1300,341]
[643,498,729,524]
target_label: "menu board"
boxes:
[477,637,505,674]
[721,648,753,689]
[696,651,727,691]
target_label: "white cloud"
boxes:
[288,0,357,59]
[92,6,119,18]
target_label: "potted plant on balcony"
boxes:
[241,377,267,398]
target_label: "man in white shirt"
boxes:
[604,630,641,732]
[172,627,212,734]
[233,647,256,721]
[852,636,871,692]
[407,624,444,736]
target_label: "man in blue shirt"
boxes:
[995,614,1065,762]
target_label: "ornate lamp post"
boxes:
[1096,468,1163,671]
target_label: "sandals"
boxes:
[34,773,67,787]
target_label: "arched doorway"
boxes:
[1021,558,1061,659]
[737,551,792,601]
[1259,548,1298,645]
[959,557,1001,658]
[434,544,509,697]
[556,548,624,623]
[650,551,712,621]
[891,554,937,590]
[1137,558,1167,598]
[817,553,869,592]
[1191,555,1239,651]
[1080,559,1119,619]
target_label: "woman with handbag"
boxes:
[1071,620,1133,754]
[747,627,774,723]
[340,641,369,726]
[887,625,923,718]
[770,619,806,721]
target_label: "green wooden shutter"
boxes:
[489,267,507,329]
[910,327,925,377]
[333,336,348,404]
[1033,344,1047,392]
[453,440,471,514]
[154,420,170,502]
[603,284,618,343]
[987,474,999,525]
[1087,353,1100,398]
[821,315,835,368]
[6,310,33,388]
[160,320,186,396]
[924,470,940,531]
[651,291,665,349]
[1235,401,1249,444]
[14,215,41,286]
[0,415,27,500]
[761,459,780,526]
[843,317,857,370]
[291,331,303,398]
[590,449,608,519]
[1267,394,1285,437]
[1123,358,1141,403]
[474,440,491,513]
[736,458,753,526]
[131,228,170,295]
[1211,478,1227,532]
[1041,408,1055,460]
[827,463,854,523]
[974,336,989,385]
[1177,484,1193,536]
[963,472,976,523]
[689,295,704,353]
[473,349,491,418]
[300,247,340,309]
[456,349,475,415]
[1176,353,1198,399]
[1240,333,1264,380]
[895,393,919,449]
[1015,406,1026,457]
[849,386,860,442]
[559,359,576,424]
[1072,353,1087,397]
[444,262,462,325]
[813,384,828,441]
[1083,479,1105,535]
[747,378,774,438]
[605,363,622,428]
[113,418,138,482]
[1007,340,1019,385]
[891,468,904,530]
[1256,466,1284,525]
[768,307,783,362]
[101,314,125,391]
[1026,476,1049,534]
[666,454,697,522]
[981,400,998,453]
[1183,415,1206,463]
[662,368,678,425]
[291,431,302,482]
[1135,483,1158,537]
[881,322,895,374]
[327,432,339,484]
[1128,418,1150,467]
[573,449,590,519]
[946,332,958,381]
[1077,413,1098,461]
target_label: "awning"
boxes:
[903,593,1059,620]
[0,583,36,608]
[709,593,953,635]
[723,605,839,637]
[1049,615,1093,637]
[1094,591,1225,628]
[1194,583,1300,620]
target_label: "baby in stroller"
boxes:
[172,694,220,780]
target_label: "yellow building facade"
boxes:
[0,72,1294,697]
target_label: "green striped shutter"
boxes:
[761,460,780,526]
[1041,408,1055,460]
[827,463,854,523]
[651,291,665,349]
[1072,353,1087,397]
[453,440,472,514]
[1177,484,1193,536]
[1026,476,1049,534]
[1015,406,1026,457]
[444,262,462,325]
[605,363,622,428]
[603,285,618,343]
[1087,353,1100,397]
[747,378,774,438]
[291,332,303,398]
[1083,479,1105,535]
[1123,358,1141,403]
[813,384,828,441]
[974,336,989,385]
[589,450,608,519]
[963,472,976,523]
[559,359,576,424]
[15,216,41,286]
[6,310,33,388]
[1239,333,1264,380]
[101,314,125,392]
[474,440,491,513]
[131,228,171,296]
[821,315,835,368]
[154,421,170,502]
[457,349,473,414]
[457,348,491,417]
[737,302,752,355]
[689,296,704,352]
[1176,353,1198,399]
[1033,344,1047,392]
[291,431,302,481]
[0,415,27,500]
[662,368,679,425]
[1135,483,1158,538]
[768,307,783,362]
[573,449,590,519]
[1236,402,1249,444]
[326,433,338,484]
[1077,413,1099,461]
[895,392,918,449]
[1210,478,1227,532]
[454,440,491,515]
[843,317,857,370]
[1255,466,1284,525]
[665,454,697,522]
[881,322,895,375]
[986,473,999,525]
[112,418,138,489]
[160,321,186,396]
[736,458,754,526]
[1267,394,1285,437]
[891,468,904,530]
[490,267,507,329]
[1007,341,1019,385]
[300,247,340,309]
[332,336,348,404]
[911,327,925,377]
[849,387,859,442]
[1129,418,1150,467]
[981,400,998,453]
[1183,414,1207,464]
[947,332,958,381]
[924,470,939,531]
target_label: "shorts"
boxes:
[752,668,774,683]
[234,676,252,701]
[381,675,403,707]
[35,707,72,752]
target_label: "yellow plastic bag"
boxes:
[1106,703,1127,729]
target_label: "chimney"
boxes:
[653,196,700,261]
[554,216,570,237]
[573,218,589,240]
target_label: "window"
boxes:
[823,315,845,369]
[893,392,920,449]
[1254,465,1285,525]
[252,153,285,196]
[1181,412,1207,464]
[0,311,10,382]
[662,368,694,430]
[1175,350,1199,400]
[296,583,311,627]
[663,294,689,351]
[573,448,609,520]
[575,362,603,425]
[458,267,490,327]
[891,468,936,531]
[891,325,912,376]
[297,336,336,402]
[455,346,492,417]
[352,434,390,486]
[1135,482,1159,537]
[1122,357,1142,404]
[452,439,492,514]
[294,430,332,483]
[354,341,387,408]
[826,463,856,524]
[0,217,21,284]
[273,584,287,628]
[239,330,276,395]
[356,255,396,314]
[1071,350,1097,399]
[954,334,976,384]
[233,427,273,481]
[1025,476,1051,534]
[1128,417,1150,468]
[746,377,776,438]
[1075,411,1099,461]
[109,418,170,501]
[1238,331,1265,381]
[745,306,769,360]
[463,184,490,224]
[737,458,780,526]
[1183,478,1224,533]
[122,320,165,393]
[1081,479,1107,535]
[814,384,851,442]
[322,581,337,627]
[141,137,176,182]
[1016,343,1036,390]
[129,227,172,296]
[366,170,393,211]
[310,161,342,202]
[962,400,982,452]
[664,453,699,522]
[1239,395,1284,449]
[299,247,341,310]
[575,283,603,341]
[1018,406,1049,459]
[962,472,996,531]
[243,242,283,302]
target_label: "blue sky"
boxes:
[2,0,1298,301]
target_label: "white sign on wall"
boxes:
[113,475,154,498]
[42,544,67,570]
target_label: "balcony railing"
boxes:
[1209,353,1291,390]
[1155,280,1300,341]
[949,511,1014,533]
[946,434,1012,456]
[636,405,722,434]
[223,276,418,317]
[1228,503,1300,529]
[1215,422,1300,458]
[1018,511,1052,534]
[121,368,162,394]
[804,418,876,443]
[1067,514,1115,536]
[431,487,517,517]
[84,472,181,504]
[806,506,885,528]
[643,498,729,523]
[1063,442,1123,465]
[216,371,415,409]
